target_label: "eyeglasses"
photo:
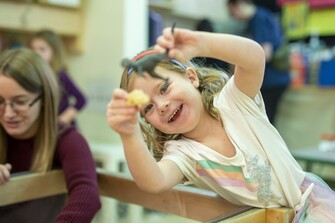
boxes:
[0,95,42,114]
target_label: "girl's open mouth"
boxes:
[168,105,183,123]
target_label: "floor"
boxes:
[92,197,198,223]
[120,210,198,223]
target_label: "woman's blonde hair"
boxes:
[0,48,59,172]
[120,53,230,160]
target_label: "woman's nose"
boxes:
[3,104,16,118]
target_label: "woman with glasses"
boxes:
[0,48,100,223]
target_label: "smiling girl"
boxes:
[107,27,335,222]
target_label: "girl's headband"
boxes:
[127,50,186,76]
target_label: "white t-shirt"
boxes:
[162,76,306,208]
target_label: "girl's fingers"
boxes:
[156,26,177,51]
[107,107,137,118]
[155,37,171,53]
[162,26,176,38]
[112,88,128,100]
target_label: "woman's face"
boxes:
[30,38,53,64]
[0,75,42,139]
[133,66,205,136]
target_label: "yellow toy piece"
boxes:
[127,89,149,106]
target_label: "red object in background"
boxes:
[276,0,301,6]
[290,50,306,88]
[277,0,335,7]
[309,0,335,8]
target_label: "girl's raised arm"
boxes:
[156,28,265,98]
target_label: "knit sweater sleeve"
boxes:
[54,127,101,223]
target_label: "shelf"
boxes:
[0,1,83,52]
[282,2,335,39]
[149,0,173,11]
[0,1,82,36]
[36,0,81,9]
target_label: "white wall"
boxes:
[150,0,244,34]
[173,0,228,22]
[67,0,147,144]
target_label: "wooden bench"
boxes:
[0,169,294,223]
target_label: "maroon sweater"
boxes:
[4,125,101,223]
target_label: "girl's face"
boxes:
[0,75,42,139]
[30,38,53,64]
[133,67,205,135]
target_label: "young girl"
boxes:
[106,27,335,222]
[29,29,87,127]
[0,48,100,222]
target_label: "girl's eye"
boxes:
[160,82,170,94]
[144,104,153,114]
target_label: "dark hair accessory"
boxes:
[122,23,182,84]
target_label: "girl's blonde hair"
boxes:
[120,53,230,160]
[0,48,59,172]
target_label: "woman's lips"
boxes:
[4,121,20,129]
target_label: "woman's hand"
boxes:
[58,107,78,124]
[106,88,142,136]
[0,163,12,185]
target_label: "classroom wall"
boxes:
[150,0,245,34]
[67,0,148,145]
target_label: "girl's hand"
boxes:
[0,163,12,185]
[154,27,203,63]
[106,88,142,136]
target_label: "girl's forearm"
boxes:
[198,32,265,71]
[120,133,167,192]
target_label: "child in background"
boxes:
[226,0,290,125]
[106,27,335,222]
[0,48,100,223]
[29,29,87,127]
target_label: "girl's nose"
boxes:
[159,101,169,115]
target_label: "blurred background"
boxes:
[1,0,335,222]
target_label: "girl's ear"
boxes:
[186,67,199,88]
